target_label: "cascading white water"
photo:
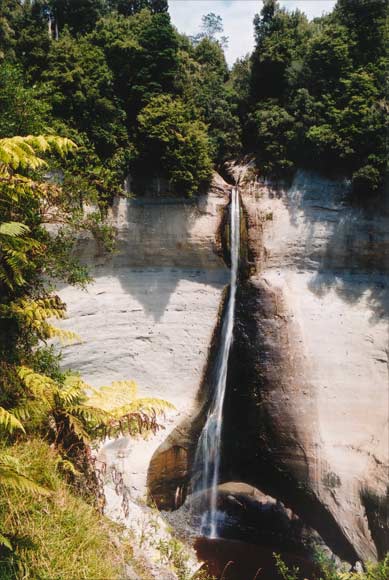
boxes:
[193,187,240,539]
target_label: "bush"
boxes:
[136,94,213,196]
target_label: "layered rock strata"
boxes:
[57,180,229,503]
[223,171,389,563]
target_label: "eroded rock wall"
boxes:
[223,171,389,562]
[57,181,229,502]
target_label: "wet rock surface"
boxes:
[222,171,389,563]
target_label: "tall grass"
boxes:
[0,439,131,579]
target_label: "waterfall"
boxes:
[193,187,240,539]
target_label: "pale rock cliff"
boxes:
[57,181,229,508]
[223,170,389,563]
[56,170,389,565]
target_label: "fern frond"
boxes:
[63,374,92,391]
[111,397,175,419]
[46,325,83,344]
[68,405,110,426]
[5,298,81,342]
[86,380,175,437]
[65,414,90,444]
[0,221,30,237]
[0,137,47,171]
[12,400,37,422]
[104,410,161,438]
[87,380,139,411]
[0,532,12,551]
[55,457,81,477]
[0,407,25,434]
[0,453,50,495]
[7,297,66,323]
[0,228,41,288]
[0,135,76,172]
[17,366,56,404]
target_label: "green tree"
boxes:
[13,0,52,82]
[50,0,107,36]
[108,0,168,17]
[334,0,388,64]
[251,0,310,101]
[177,33,242,165]
[302,23,353,96]
[248,100,296,175]
[43,32,127,158]
[191,12,228,47]
[245,0,387,196]
[0,63,50,136]
[92,10,179,121]
[136,94,212,196]
[0,0,23,59]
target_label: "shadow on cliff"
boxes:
[112,194,230,321]
[280,170,389,323]
[108,267,228,322]
[70,191,230,322]
[221,279,364,564]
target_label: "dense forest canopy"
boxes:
[0,0,387,197]
[236,0,388,198]
[0,0,387,576]
[0,0,242,197]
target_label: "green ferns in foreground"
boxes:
[0,134,175,577]
[0,439,132,579]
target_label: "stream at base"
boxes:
[195,537,318,580]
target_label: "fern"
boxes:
[4,297,82,343]
[0,135,77,292]
[17,366,57,405]
[12,368,174,472]
[87,380,175,415]
[87,380,139,410]
[45,326,83,344]
[0,533,12,551]
[0,453,50,496]
[86,380,175,439]
[68,405,110,426]
[0,407,25,434]
[0,223,40,289]
[55,457,81,477]
[0,135,76,173]
[8,297,66,323]
[63,413,91,445]
[0,222,30,237]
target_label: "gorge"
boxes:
[56,168,389,577]
[0,1,387,578]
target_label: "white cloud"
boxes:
[169,0,336,66]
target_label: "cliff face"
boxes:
[223,171,389,563]
[57,171,389,565]
[57,181,229,502]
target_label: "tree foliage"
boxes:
[136,94,213,196]
[43,32,127,158]
[241,0,387,195]
[1,1,244,196]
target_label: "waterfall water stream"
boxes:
[193,187,240,539]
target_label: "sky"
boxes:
[169,0,337,66]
